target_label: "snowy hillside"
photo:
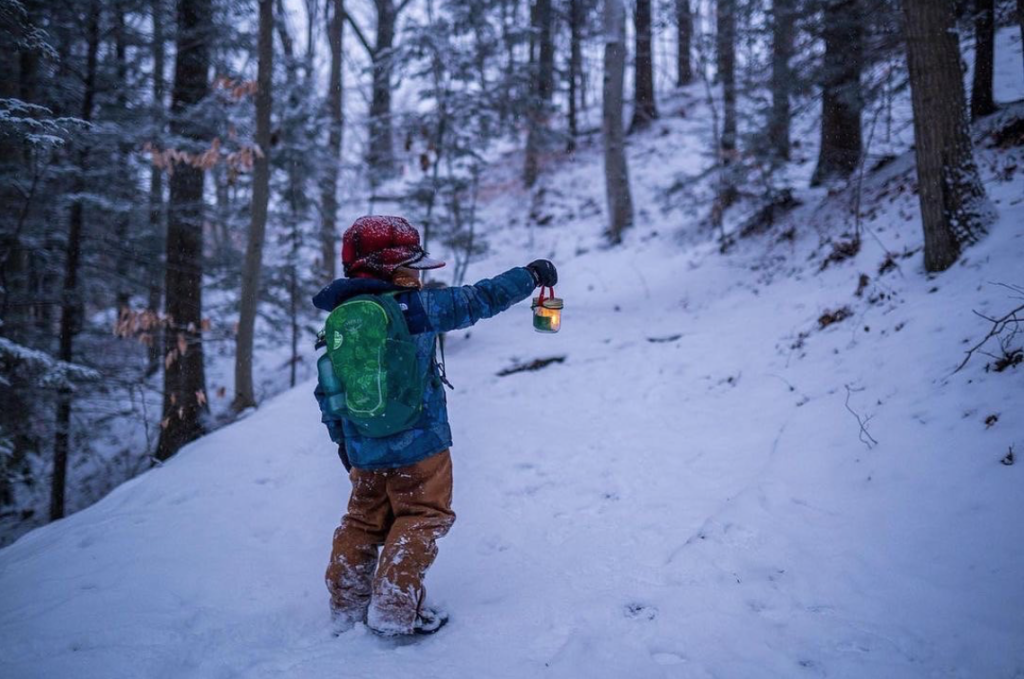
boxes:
[3,39,1024,679]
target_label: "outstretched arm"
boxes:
[415,267,538,334]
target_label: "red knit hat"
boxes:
[341,215,445,279]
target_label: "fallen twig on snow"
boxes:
[496,356,566,377]
[844,384,878,450]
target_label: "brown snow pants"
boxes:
[326,449,455,634]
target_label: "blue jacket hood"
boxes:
[312,277,403,312]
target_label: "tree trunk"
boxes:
[811,0,862,186]
[276,0,305,388]
[320,0,342,284]
[676,0,693,86]
[524,0,553,187]
[52,1,100,521]
[1018,0,1024,86]
[233,0,273,412]
[970,0,996,120]
[717,0,738,210]
[630,0,658,130]
[114,3,133,313]
[147,0,166,377]
[304,0,317,75]
[603,0,633,243]
[367,0,396,183]
[717,0,737,151]
[156,0,211,461]
[567,0,581,151]
[904,0,991,272]
[537,0,554,100]
[769,0,794,161]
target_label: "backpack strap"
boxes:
[435,334,454,390]
[376,292,413,340]
[382,291,454,390]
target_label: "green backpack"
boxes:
[322,293,425,438]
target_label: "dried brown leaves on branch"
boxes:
[142,138,263,180]
[211,76,259,100]
[113,308,212,340]
[113,308,214,371]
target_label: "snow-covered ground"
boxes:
[2,29,1024,679]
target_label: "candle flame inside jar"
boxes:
[532,296,563,333]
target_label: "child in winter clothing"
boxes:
[313,215,557,636]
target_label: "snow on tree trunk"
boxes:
[769,0,794,162]
[53,1,100,521]
[320,0,343,284]
[233,0,274,412]
[630,0,658,131]
[603,0,634,243]
[903,0,993,272]
[970,0,996,120]
[811,0,862,187]
[676,0,693,87]
[157,0,211,461]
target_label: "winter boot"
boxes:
[412,606,448,635]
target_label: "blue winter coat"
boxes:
[312,267,536,470]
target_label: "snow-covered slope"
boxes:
[3,37,1024,679]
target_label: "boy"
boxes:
[313,215,557,636]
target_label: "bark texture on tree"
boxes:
[603,0,633,243]
[676,0,692,86]
[810,0,862,186]
[147,0,166,377]
[904,0,992,272]
[1018,0,1024,83]
[233,0,274,412]
[524,0,554,187]
[717,0,737,154]
[156,0,211,461]
[630,0,658,130]
[114,3,132,313]
[320,0,343,284]
[970,0,996,120]
[716,0,739,212]
[567,0,581,151]
[53,1,100,521]
[367,0,396,183]
[769,0,794,161]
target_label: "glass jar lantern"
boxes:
[532,286,563,333]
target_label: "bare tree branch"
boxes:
[953,301,1024,374]
[344,10,373,55]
